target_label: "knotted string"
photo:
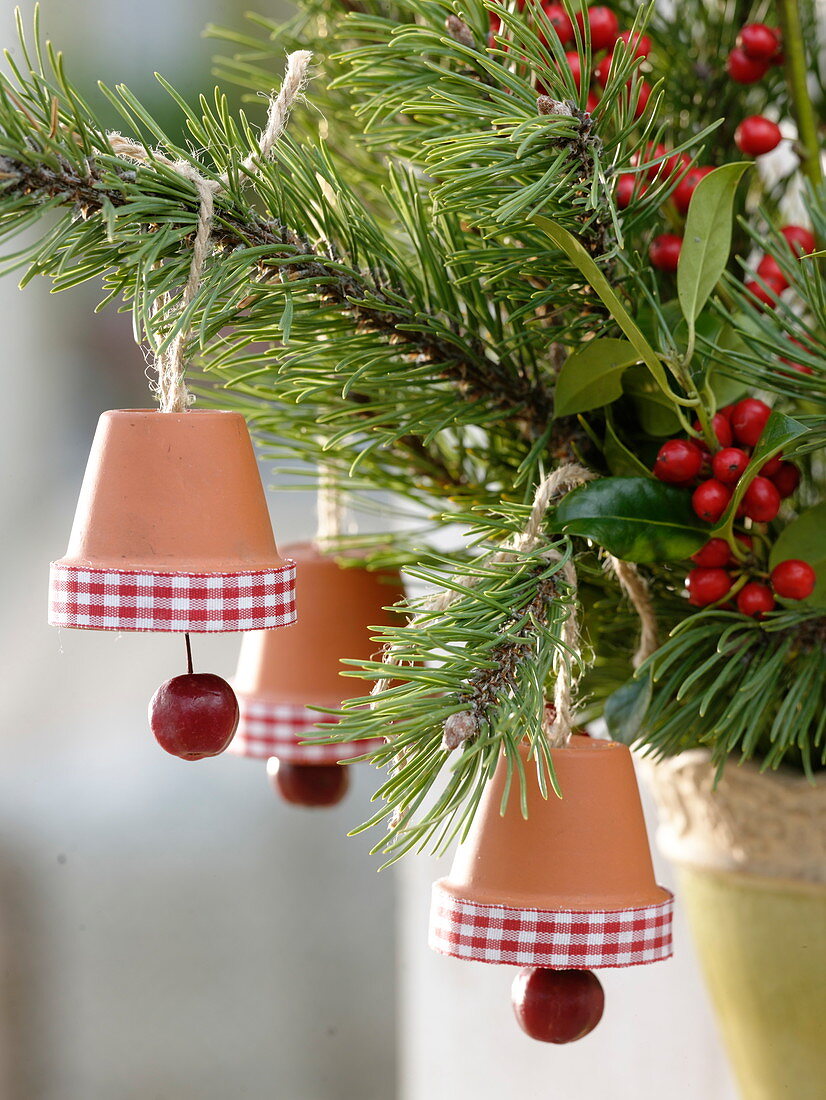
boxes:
[107,50,312,412]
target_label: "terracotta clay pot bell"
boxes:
[232,540,405,765]
[430,737,673,969]
[49,410,296,633]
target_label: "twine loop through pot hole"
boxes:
[107,50,312,412]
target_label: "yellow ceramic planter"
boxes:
[644,751,826,1100]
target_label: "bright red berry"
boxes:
[730,398,771,447]
[653,438,703,483]
[744,276,784,308]
[512,968,605,1044]
[737,582,776,618]
[540,2,575,46]
[692,479,732,523]
[267,759,350,807]
[149,673,239,761]
[693,413,732,449]
[616,173,645,208]
[617,29,652,59]
[780,338,813,375]
[735,116,782,156]
[741,476,781,522]
[737,24,781,63]
[692,538,732,567]
[736,532,755,552]
[649,233,682,272]
[712,447,750,484]
[631,80,651,118]
[726,47,770,84]
[673,166,714,215]
[687,566,733,606]
[585,91,600,113]
[756,254,788,288]
[561,50,584,90]
[770,559,816,600]
[759,452,783,477]
[576,5,619,51]
[781,225,816,256]
[594,52,613,85]
[771,462,801,498]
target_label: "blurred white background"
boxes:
[0,2,737,1098]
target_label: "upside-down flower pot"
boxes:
[232,540,405,764]
[48,409,296,633]
[430,738,673,970]
[644,751,826,1100]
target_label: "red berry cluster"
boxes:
[744,224,817,313]
[490,3,650,116]
[727,25,785,158]
[727,23,783,84]
[652,398,815,616]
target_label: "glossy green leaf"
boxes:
[604,672,652,745]
[554,338,640,416]
[769,503,826,608]
[623,365,682,437]
[677,162,751,325]
[553,477,708,562]
[603,415,652,477]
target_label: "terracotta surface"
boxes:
[440,738,669,910]
[57,409,285,571]
[234,541,405,705]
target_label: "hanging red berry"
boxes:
[653,438,703,483]
[617,29,652,59]
[673,166,713,215]
[149,672,239,761]
[576,5,619,51]
[540,2,574,46]
[756,254,788,288]
[616,173,645,208]
[730,398,771,448]
[735,116,782,156]
[736,24,781,63]
[712,447,750,484]
[692,479,732,523]
[511,967,605,1043]
[741,476,781,522]
[691,538,732,568]
[268,759,351,807]
[771,462,801,498]
[781,225,817,256]
[649,233,682,271]
[770,559,816,600]
[726,48,770,84]
[687,567,732,606]
[736,583,776,618]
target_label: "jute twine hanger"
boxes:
[107,50,312,413]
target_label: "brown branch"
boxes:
[1,153,555,438]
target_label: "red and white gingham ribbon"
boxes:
[230,696,383,763]
[48,561,297,633]
[429,882,673,969]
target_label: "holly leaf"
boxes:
[604,672,653,745]
[554,339,640,416]
[553,477,708,562]
[678,162,751,325]
[603,415,652,477]
[769,503,826,608]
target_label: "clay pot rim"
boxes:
[102,408,243,418]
